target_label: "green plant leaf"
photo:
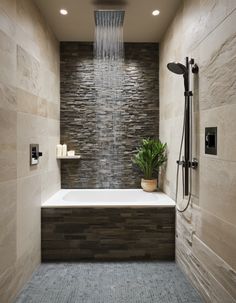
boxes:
[132,138,167,179]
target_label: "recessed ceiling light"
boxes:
[152,10,160,16]
[60,9,68,15]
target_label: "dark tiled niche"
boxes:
[60,42,159,188]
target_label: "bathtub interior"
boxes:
[42,189,175,207]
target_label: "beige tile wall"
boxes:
[160,0,236,302]
[0,0,60,302]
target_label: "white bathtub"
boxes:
[42,189,175,208]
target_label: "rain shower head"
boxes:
[94,9,125,59]
[92,0,127,5]
[94,10,125,27]
[167,62,187,75]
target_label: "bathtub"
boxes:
[41,189,175,261]
[42,189,175,207]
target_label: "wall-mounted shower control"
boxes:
[30,144,43,165]
[205,127,217,155]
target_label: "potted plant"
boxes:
[132,138,167,192]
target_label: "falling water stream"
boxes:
[94,10,124,60]
[94,10,125,187]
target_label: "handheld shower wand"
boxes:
[167,57,198,212]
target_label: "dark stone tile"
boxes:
[60,42,159,188]
[42,207,175,261]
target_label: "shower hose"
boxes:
[175,94,193,213]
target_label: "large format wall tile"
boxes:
[199,9,236,111]
[0,109,17,183]
[0,29,16,86]
[0,0,16,21]
[199,157,236,226]
[17,175,41,259]
[16,0,38,42]
[39,66,60,103]
[17,45,40,96]
[192,235,236,299]
[0,82,16,111]
[17,87,38,115]
[40,169,60,204]
[0,0,60,301]
[0,108,16,145]
[196,207,236,270]
[160,0,236,301]
[0,180,16,274]
[15,23,41,62]
[200,104,236,162]
[0,7,16,40]
[0,144,17,183]
[182,0,236,53]
[176,205,236,302]
[177,235,236,303]
[17,112,49,179]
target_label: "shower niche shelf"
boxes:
[57,155,81,160]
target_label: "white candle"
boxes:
[56,144,62,157]
[67,150,75,156]
[62,144,67,157]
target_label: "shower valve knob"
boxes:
[30,144,43,166]
[192,64,199,74]
[190,58,194,64]
[177,160,184,166]
[177,159,198,169]
[191,158,198,169]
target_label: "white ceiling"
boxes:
[33,0,182,42]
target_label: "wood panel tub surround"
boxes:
[41,207,175,261]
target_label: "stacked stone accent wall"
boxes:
[60,42,159,188]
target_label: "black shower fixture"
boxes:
[167,57,198,211]
[167,62,187,74]
[92,0,127,5]
[167,58,198,92]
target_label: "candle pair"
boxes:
[56,144,75,157]
[56,144,66,157]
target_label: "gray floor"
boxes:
[15,262,202,303]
